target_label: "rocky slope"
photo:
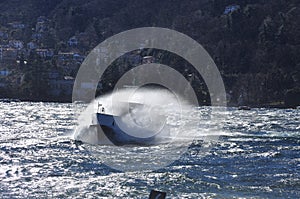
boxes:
[0,0,299,107]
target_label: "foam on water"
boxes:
[1,102,299,197]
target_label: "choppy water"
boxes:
[0,102,299,198]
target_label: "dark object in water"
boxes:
[238,106,251,110]
[149,190,166,199]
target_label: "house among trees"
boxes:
[58,52,74,60]
[9,40,24,49]
[0,69,10,76]
[224,5,240,14]
[73,53,85,62]
[36,49,54,58]
[35,16,49,33]
[37,16,47,23]
[68,36,78,46]
[27,42,37,50]
[31,33,42,40]
[8,22,25,29]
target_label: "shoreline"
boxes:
[1,98,299,109]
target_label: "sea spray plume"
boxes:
[73,87,195,145]
[72,88,226,172]
[113,87,184,139]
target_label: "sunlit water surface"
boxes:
[0,102,299,198]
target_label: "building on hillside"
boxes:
[9,40,24,49]
[8,22,25,29]
[68,36,78,47]
[58,52,75,61]
[27,42,37,50]
[0,69,10,76]
[36,49,54,58]
[73,53,85,62]
[37,16,47,23]
[35,16,49,33]
[224,5,240,14]
[31,33,43,40]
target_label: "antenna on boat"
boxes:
[97,102,102,113]
[97,102,105,113]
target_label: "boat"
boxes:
[95,113,157,145]
[91,102,168,146]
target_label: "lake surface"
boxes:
[0,102,299,198]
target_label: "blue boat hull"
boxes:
[96,113,156,145]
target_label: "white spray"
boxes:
[73,88,202,145]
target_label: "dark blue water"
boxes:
[0,102,299,198]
